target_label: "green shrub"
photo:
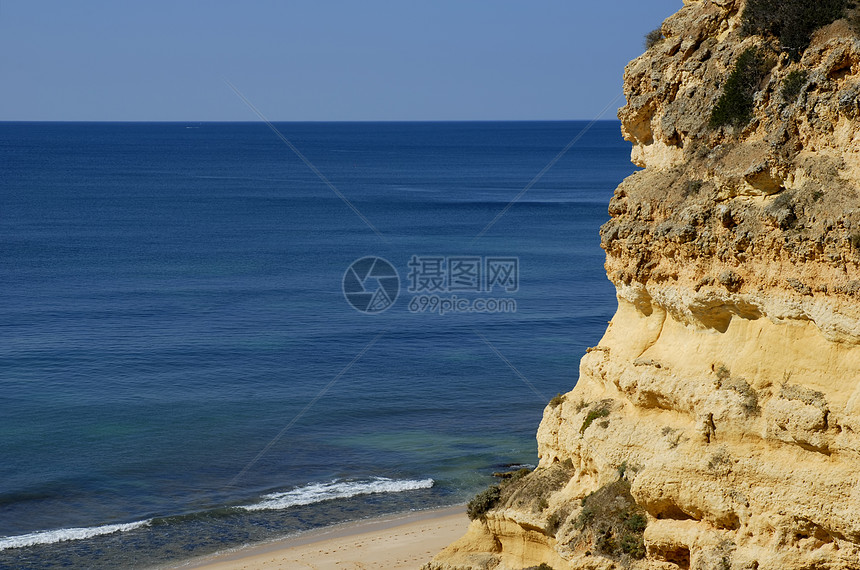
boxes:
[710,47,774,129]
[662,426,681,449]
[493,466,532,481]
[467,485,501,520]
[851,233,860,251]
[509,467,531,482]
[597,531,617,554]
[580,407,610,434]
[620,533,647,558]
[725,378,760,415]
[548,393,565,408]
[486,462,573,522]
[575,506,596,530]
[573,479,648,560]
[742,0,850,59]
[625,512,647,533]
[645,27,664,49]
[781,69,809,102]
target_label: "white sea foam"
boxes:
[0,519,151,551]
[240,477,434,512]
[0,478,433,549]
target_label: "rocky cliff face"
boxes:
[427,1,860,568]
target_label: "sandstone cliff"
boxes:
[428,0,860,568]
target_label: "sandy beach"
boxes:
[175,505,467,570]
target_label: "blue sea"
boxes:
[0,121,634,568]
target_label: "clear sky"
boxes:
[0,1,681,121]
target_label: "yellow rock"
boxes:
[428,0,860,568]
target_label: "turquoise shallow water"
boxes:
[0,121,635,567]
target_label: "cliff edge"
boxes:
[427,0,860,568]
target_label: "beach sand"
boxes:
[176,505,467,570]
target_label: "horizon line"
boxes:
[0,118,623,124]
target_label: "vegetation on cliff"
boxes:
[709,47,774,128]
[466,484,502,521]
[780,69,809,102]
[644,27,663,50]
[572,478,647,560]
[741,0,852,59]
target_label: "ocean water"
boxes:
[0,121,635,568]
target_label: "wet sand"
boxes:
[176,505,467,569]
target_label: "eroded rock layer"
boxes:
[428,0,860,568]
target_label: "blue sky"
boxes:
[0,1,681,121]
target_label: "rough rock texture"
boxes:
[427,0,860,568]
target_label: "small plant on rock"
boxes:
[620,532,646,557]
[575,505,596,530]
[707,448,733,475]
[742,0,850,60]
[581,407,610,434]
[710,47,774,129]
[572,479,648,561]
[726,378,760,415]
[625,513,647,533]
[467,485,501,520]
[645,27,664,49]
[781,69,809,102]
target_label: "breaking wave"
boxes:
[240,477,434,511]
